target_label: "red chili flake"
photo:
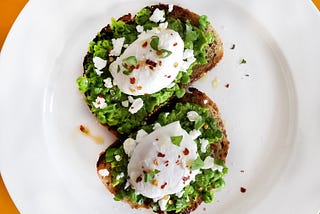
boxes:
[158,61,162,66]
[183,148,190,156]
[79,125,89,134]
[178,155,181,159]
[149,66,155,70]
[225,83,230,88]
[129,77,136,84]
[156,50,162,56]
[155,138,159,141]
[157,152,165,158]
[136,176,142,183]
[240,187,247,193]
[142,41,148,48]
[146,59,157,67]
[175,160,180,165]
[182,176,190,184]
[164,160,169,167]
[173,42,178,46]
[98,94,104,98]
[161,182,168,189]
[135,64,140,69]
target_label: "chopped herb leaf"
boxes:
[160,49,172,58]
[123,56,137,67]
[240,58,247,64]
[170,135,183,146]
[144,169,160,182]
[191,156,204,170]
[150,36,159,51]
[230,44,235,50]
[123,70,132,75]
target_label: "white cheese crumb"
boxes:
[121,100,129,107]
[136,25,144,33]
[189,129,201,140]
[129,98,144,114]
[181,49,196,72]
[115,155,121,161]
[202,156,215,169]
[175,190,184,198]
[98,169,109,177]
[153,123,161,130]
[200,138,209,153]
[166,82,175,89]
[128,96,134,103]
[93,57,107,70]
[136,129,148,140]
[159,21,168,29]
[123,44,129,48]
[203,99,208,104]
[168,4,174,12]
[212,77,220,89]
[149,8,165,23]
[158,196,170,211]
[187,111,200,122]
[93,96,107,109]
[109,37,125,56]
[124,181,130,189]
[103,77,113,88]
[116,172,125,180]
[123,138,137,157]
[164,112,170,117]
[95,69,103,76]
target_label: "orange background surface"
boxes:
[0,0,319,213]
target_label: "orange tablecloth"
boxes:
[0,0,319,213]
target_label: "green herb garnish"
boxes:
[123,56,137,67]
[144,169,160,182]
[191,156,204,170]
[160,49,172,58]
[170,135,183,146]
[240,58,247,64]
[150,36,159,50]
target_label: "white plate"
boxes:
[1,0,320,213]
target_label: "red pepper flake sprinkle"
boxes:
[183,148,190,156]
[129,77,136,84]
[157,152,165,158]
[164,160,169,167]
[161,182,168,189]
[142,41,148,48]
[136,176,142,183]
[146,59,157,68]
[79,125,89,134]
[135,64,140,69]
[178,155,181,159]
[173,42,178,46]
[225,83,230,88]
[240,187,247,193]
[158,61,162,66]
[154,159,159,166]
[182,176,190,184]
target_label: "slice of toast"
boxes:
[97,88,229,214]
[80,4,223,136]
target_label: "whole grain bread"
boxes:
[82,4,223,136]
[96,88,229,214]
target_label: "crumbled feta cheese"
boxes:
[103,77,113,88]
[203,99,208,104]
[202,156,215,169]
[121,100,129,107]
[159,22,168,29]
[116,172,125,180]
[129,98,144,114]
[180,49,196,72]
[200,139,209,153]
[124,181,130,189]
[98,169,109,177]
[136,129,148,140]
[149,8,165,23]
[123,138,137,157]
[93,96,107,109]
[123,44,129,48]
[115,155,121,161]
[109,37,125,56]
[175,190,184,198]
[153,123,161,130]
[95,69,103,76]
[128,96,134,103]
[189,129,201,140]
[164,112,170,117]
[187,111,200,122]
[166,82,175,88]
[136,25,144,33]
[168,4,174,12]
[158,195,170,211]
[213,164,224,172]
[93,57,107,70]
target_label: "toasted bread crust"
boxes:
[97,89,229,214]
